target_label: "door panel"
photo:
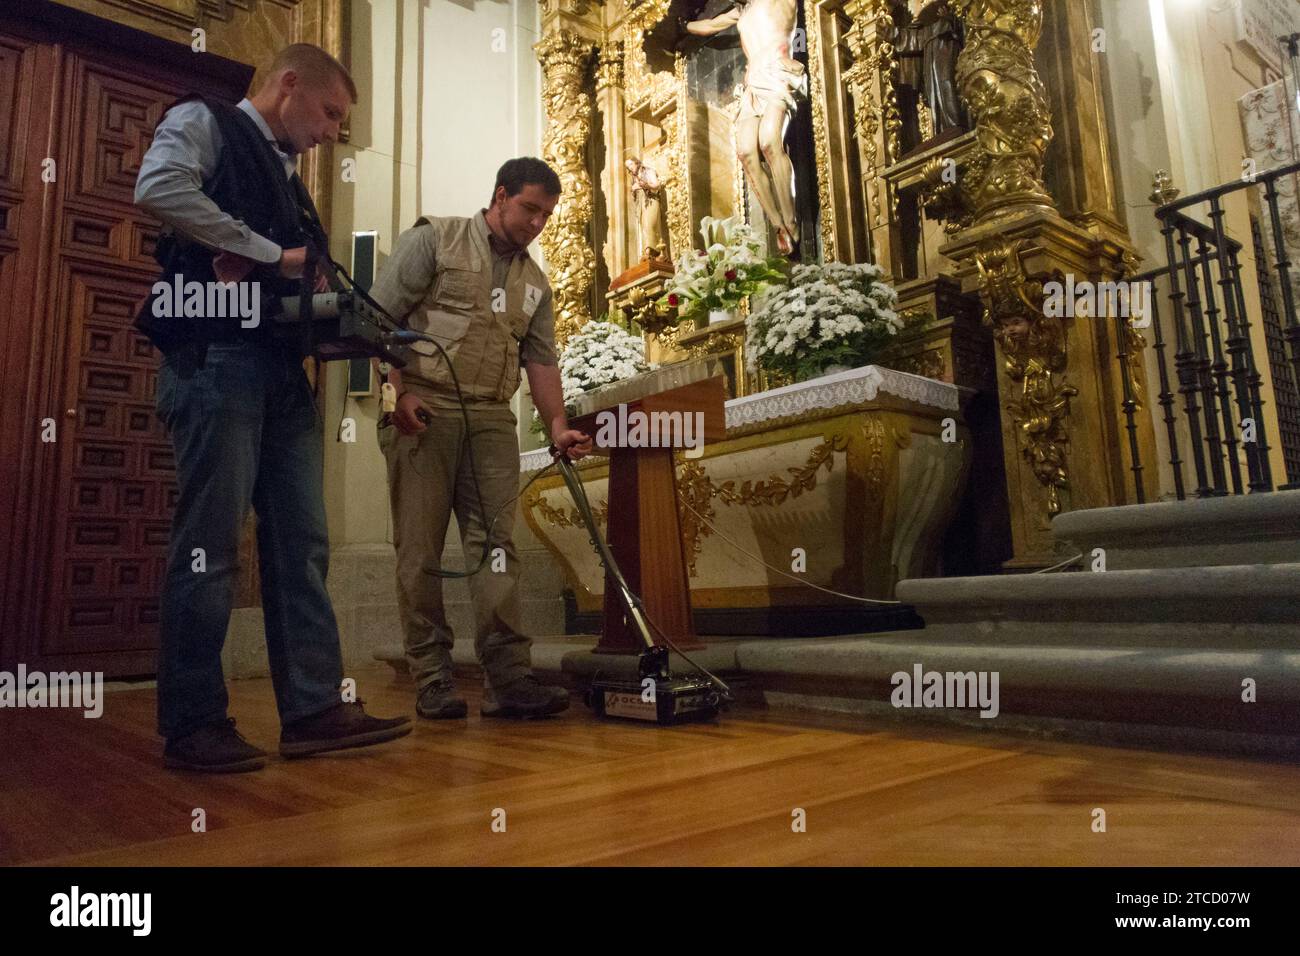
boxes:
[0,31,53,673]
[1,15,254,677]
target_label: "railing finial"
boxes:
[1150,170,1180,206]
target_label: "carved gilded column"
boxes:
[804,5,837,263]
[802,0,871,265]
[940,0,1155,567]
[661,57,692,265]
[952,0,1054,223]
[842,0,904,277]
[595,40,629,281]
[536,30,597,346]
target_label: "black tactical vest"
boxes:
[133,94,327,353]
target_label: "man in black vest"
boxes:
[135,44,409,772]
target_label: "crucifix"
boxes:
[683,0,806,257]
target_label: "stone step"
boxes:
[733,634,1300,747]
[1049,488,1300,570]
[391,632,1300,755]
[893,563,1300,646]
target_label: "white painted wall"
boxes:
[1097,0,1297,496]
[323,0,546,546]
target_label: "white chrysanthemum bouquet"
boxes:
[746,261,902,381]
[531,319,650,437]
[657,215,788,324]
[559,319,649,395]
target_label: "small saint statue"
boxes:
[683,0,806,257]
[626,157,666,262]
[898,0,967,142]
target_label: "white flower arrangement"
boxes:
[558,319,650,396]
[531,319,650,436]
[746,261,902,381]
[657,215,788,324]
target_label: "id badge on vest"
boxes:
[523,283,543,319]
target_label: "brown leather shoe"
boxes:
[164,718,268,773]
[279,701,411,758]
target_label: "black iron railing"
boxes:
[1118,160,1300,500]
[1250,215,1300,483]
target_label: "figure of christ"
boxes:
[684,0,807,256]
[626,157,666,261]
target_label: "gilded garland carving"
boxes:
[662,65,692,266]
[674,435,851,576]
[917,102,935,142]
[860,89,884,227]
[951,0,1054,221]
[876,2,903,170]
[536,31,598,346]
[974,239,1076,515]
[873,4,905,224]
[685,331,744,360]
[900,306,931,327]
[862,418,886,495]
[652,321,685,353]
[526,491,609,528]
[676,459,717,577]
[711,436,848,505]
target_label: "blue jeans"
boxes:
[154,341,343,740]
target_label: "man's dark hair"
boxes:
[491,157,562,205]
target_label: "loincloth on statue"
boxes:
[734,58,808,120]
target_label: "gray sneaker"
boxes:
[481,675,569,719]
[416,680,468,719]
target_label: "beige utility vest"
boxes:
[404,214,548,405]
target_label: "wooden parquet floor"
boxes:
[2,665,1298,866]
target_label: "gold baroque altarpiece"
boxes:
[535,0,1156,568]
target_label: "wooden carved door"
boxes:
[41,53,185,674]
[0,15,252,678]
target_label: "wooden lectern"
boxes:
[569,376,727,654]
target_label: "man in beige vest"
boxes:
[370,158,592,720]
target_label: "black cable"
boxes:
[307,247,548,580]
[384,331,502,579]
[552,448,733,699]
[286,203,509,579]
[322,238,728,693]
[301,211,727,696]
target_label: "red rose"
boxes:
[725,269,737,281]
[668,294,679,307]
